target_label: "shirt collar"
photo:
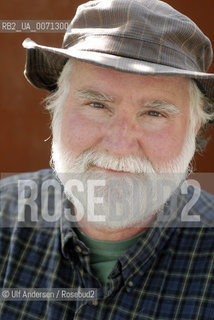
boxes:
[60,194,79,259]
[60,185,190,277]
[110,188,189,286]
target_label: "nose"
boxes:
[101,116,140,157]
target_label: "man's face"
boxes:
[52,61,198,228]
[60,61,191,171]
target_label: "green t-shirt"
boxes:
[76,228,144,285]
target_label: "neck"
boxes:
[76,215,156,241]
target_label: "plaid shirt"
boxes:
[0,169,214,320]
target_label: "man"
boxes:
[1,0,214,319]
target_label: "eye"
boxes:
[88,102,105,109]
[147,110,164,117]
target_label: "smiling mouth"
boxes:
[90,165,131,174]
[102,168,130,173]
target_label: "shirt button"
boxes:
[75,245,82,253]
[128,281,134,287]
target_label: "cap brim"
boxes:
[23,38,214,100]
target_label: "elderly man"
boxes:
[1,0,214,319]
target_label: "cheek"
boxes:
[140,124,188,164]
[60,111,102,155]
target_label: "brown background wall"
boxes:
[0,0,214,175]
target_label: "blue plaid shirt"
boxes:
[0,169,214,320]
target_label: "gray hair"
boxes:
[44,59,214,152]
[189,80,214,151]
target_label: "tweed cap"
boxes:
[23,0,214,100]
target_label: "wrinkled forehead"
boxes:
[66,60,191,104]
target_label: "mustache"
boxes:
[60,149,156,174]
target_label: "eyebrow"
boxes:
[74,90,180,115]
[143,100,180,115]
[74,89,115,103]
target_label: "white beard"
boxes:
[51,126,196,229]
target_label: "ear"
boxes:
[194,120,201,135]
[194,100,204,135]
